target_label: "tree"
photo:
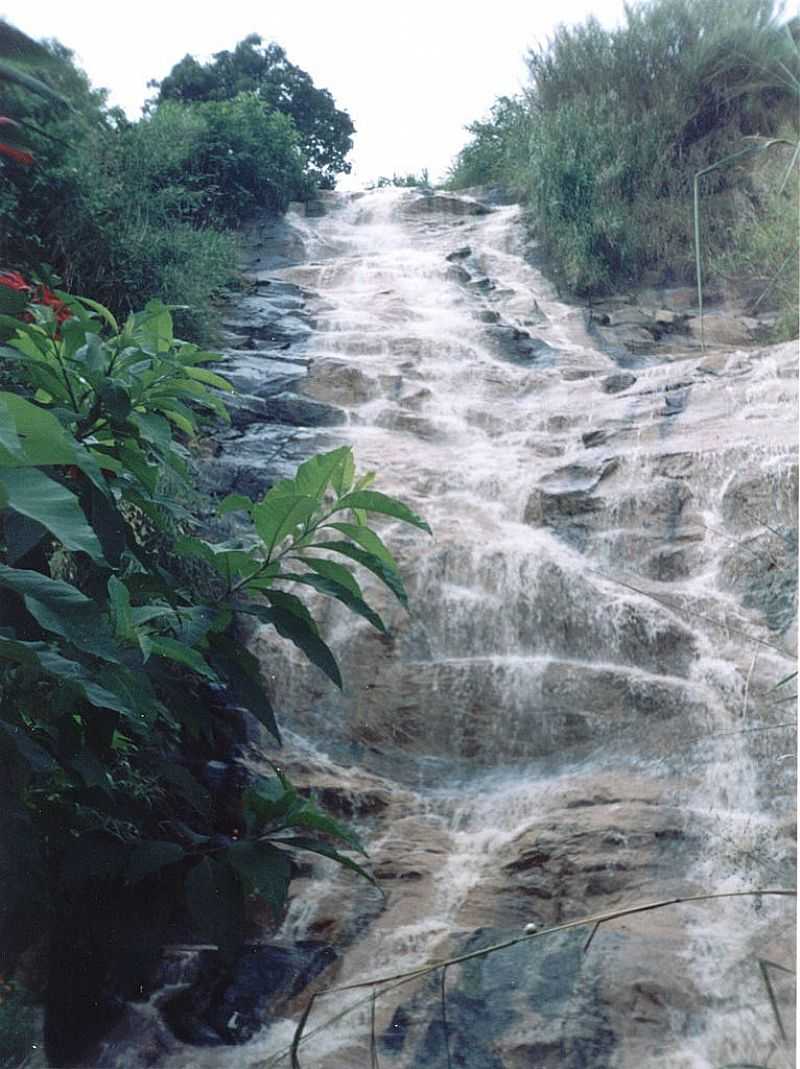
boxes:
[154,34,355,189]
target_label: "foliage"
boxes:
[371,169,433,189]
[447,0,799,303]
[0,285,429,983]
[153,34,355,189]
[0,21,353,344]
[446,96,531,192]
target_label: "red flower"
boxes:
[0,271,31,292]
[0,118,34,166]
[37,286,72,325]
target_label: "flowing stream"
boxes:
[157,189,796,1069]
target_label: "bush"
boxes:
[449,0,799,301]
[0,284,429,1057]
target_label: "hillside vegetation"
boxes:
[448,0,798,335]
[0,30,354,341]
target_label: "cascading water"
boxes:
[157,188,796,1069]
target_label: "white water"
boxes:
[160,189,796,1069]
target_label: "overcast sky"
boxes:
[2,0,627,187]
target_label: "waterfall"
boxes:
[155,188,796,1069]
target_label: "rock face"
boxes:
[114,191,796,1069]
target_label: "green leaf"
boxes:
[240,602,342,689]
[332,490,432,534]
[3,510,47,565]
[293,446,353,500]
[281,572,386,633]
[184,856,244,951]
[99,383,131,421]
[0,564,118,661]
[0,720,57,772]
[185,366,233,392]
[310,541,408,608]
[127,841,185,884]
[262,590,320,633]
[330,449,355,497]
[0,391,78,467]
[0,287,28,316]
[218,493,254,518]
[280,836,377,886]
[242,777,299,828]
[150,637,218,681]
[253,493,318,559]
[58,293,118,332]
[286,802,367,854]
[301,557,362,599]
[323,522,398,568]
[207,632,281,743]
[108,576,134,643]
[228,841,292,910]
[0,635,138,717]
[0,468,105,561]
[130,411,172,450]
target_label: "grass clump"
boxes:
[448,0,798,329]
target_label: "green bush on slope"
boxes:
[448,0,799,317]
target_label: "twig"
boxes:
[441,965,453,1069]
[370,989,380,1069]
[743,652,758,720]
[269,889,795,1068]
[583,921,601,954]
[758,958,791,1044]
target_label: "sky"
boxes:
[1,0,628,188]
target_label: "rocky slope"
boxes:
[105,188,796,1069]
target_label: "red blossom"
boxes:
[0,271,31,292]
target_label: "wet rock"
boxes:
[524,459,619,526]
[303,358,380,406]
[446,264,471,284]
[163,942,336,1046]
[582,429,610,448]
[405,193,492,216]
[490,324,558,365]
[375,408,440,440]
[446,246,472,261]
[601,371,637,393]
[687,313,754,347]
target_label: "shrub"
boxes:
[449,0,799,301]
[0,284,429,1056]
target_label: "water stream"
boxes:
[158,189,796,1069]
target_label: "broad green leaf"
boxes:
[228,841,292,910]
[150,637,218,681]
[309,541,408,608]
[331,449,355,496]
[218,493,254,518]
[0,720,57,772]
[253,493,318,559]
[240,602,342,689]
[281,572,386,633]
[127,841,185,883]
[0,469,104,563]
[293,446,352,500]
[0,636,137,717]
[98,382,132,422]
[242,777,299,828]
[332,490,431,534]
[108,576,134,643]
[323,522,398,568]
[262,590,320,634]
[185,856,244,951]
[0,564,118,660]
[3,510,46,565]
[185,366,233,392]
[207,632,280,742]
[130,411,172,450]
[58,292,118,332]
[279,836,377,886]
[0,391,78,467]
[0,287,28,316]
[301,557,362,599]
[286,803,367,854]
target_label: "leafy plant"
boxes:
[0,284,429,991]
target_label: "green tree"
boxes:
[153,34,355,189]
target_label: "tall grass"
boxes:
[448,0,799,322]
